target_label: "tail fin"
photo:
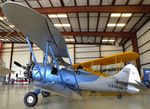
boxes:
[114,64,141,93]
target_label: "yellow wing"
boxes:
[73,51,139,70]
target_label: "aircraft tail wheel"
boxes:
[117,93,122,99]
[24,92,38,107]
[41,91,51,97]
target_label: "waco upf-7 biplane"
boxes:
[2,2,146,107]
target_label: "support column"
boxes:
[9,43,14,69]
[0,43,2,60]
[130,33,141,75]
[99,45,102,70]
[8,43,14,84]
[74,44,76,64]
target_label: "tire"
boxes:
[24,92,38,107]
[41,91,51,97]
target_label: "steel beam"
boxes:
[0,5,150,15]
[0,32,135,38]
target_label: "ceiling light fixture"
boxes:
[109,39,115,42]
[48,14,67,18]
[121,13,132,17]
[0,17,4,20]
[65,38,75,42]
[9,25,15,28]
[116,23,125,27]
[107,23,116,27]
[102,40,108,42]
[54,24,70,27]
[110,13,121,17]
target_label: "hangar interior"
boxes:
[0,0,150,109]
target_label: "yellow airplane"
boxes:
[73,51,139,76]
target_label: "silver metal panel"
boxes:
[2,2,68,57]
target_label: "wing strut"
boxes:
[66,47,80,94]
[26,36,43,80]
[48,42,65,85]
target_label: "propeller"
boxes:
[14,61,26,69]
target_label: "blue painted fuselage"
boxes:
[32,64,98,86]
[31,64,128,93]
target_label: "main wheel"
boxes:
[41,91,51,97]
[24,92,38,107]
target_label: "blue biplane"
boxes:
[2,2,146,107]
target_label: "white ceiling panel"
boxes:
[132,16,149,31]
[89,16,98,31]
[50,18,60,24]
[115,0,127,5]
[79,13,87,17]
[109,17,119,23]
[89,0,101,5]
[114,27,123,32]
[118,17,130,23]
[59,18,71,31]
[28,0,41,8]
[68,13,77,18]
[39,0,52,7]
[75,36,82,43]
[69,18,79,31]
[123,17,142,32]
[63,0,75,6]
[56,27,64,32]
[15,1,29,7]
[82,36,88,43]
[79,17,87,31]
[95,37,101,43]
[76,0,87,6]
[102,0,113,5]
[128,0,141,5]
[88,36,95,43]
[98,17,108,31]
[106,27,114,32]
[115,38,122,45]
[100,13,109,17]
[89,13,98,17]
[143,0,150,4]
[51,0,62,7]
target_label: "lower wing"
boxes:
[33,82,82,100]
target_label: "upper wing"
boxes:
[73,51,139,69]
[2,2,68,57]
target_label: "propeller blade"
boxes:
[14,61,22,67]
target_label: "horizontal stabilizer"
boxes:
[33,82,82,100]
[117,80,147,90]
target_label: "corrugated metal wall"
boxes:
[136,20,150,69]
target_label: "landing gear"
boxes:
[117,93,122,99]
[41,91,51,97]
[24,92,38,107]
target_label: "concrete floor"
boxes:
[0,84,150,109]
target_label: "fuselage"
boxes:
[31,65,130,93]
